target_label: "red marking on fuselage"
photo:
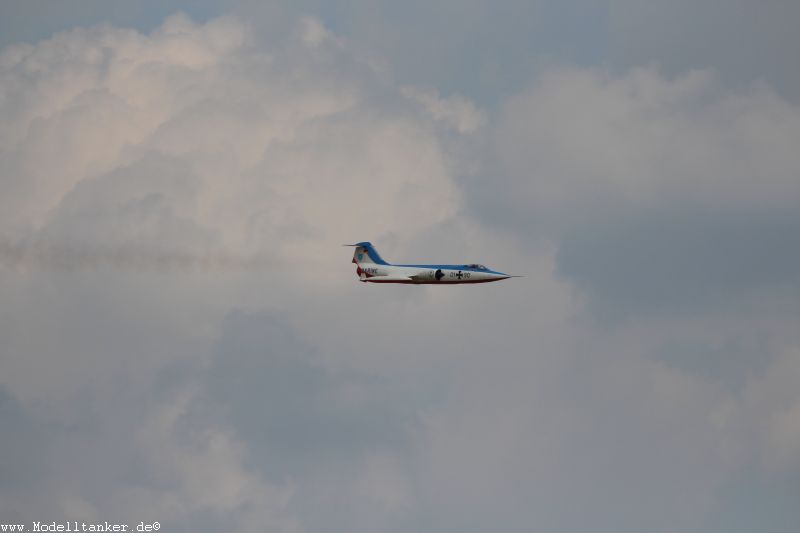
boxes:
[363,278,504,284]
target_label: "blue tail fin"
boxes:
[349,242,389,265]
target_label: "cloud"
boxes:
[608,0,800,101]
[190,310,420,531]
[400,86,484,134]
[0,12,466,531]
[1,9,800,533]
[452,65,800,531]
[478,67,800,316]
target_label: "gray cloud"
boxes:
[200,310,417,475]
[1,8,800,533]
[0,386,47,520]
[556,209,800,317]
[233,0,800,104]
[188,310,423,531]
[477,67,800,318]
[0,12,465,532]
[0,0,229,49]
[609,0,800,101]
[0,239,274,273]
[4,0,800,106]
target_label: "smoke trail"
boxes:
[0,238,275,273]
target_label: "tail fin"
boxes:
[347,242,389,265]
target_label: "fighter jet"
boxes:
[346,242,517,284]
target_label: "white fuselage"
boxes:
[358,264,510,284]
[349,242,513,285]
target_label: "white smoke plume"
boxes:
[0,238,274,272]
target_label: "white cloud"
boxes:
[131,386,299,532]
[490,67,800,230]
[401,86,485,134]
[2,10,800,533]
[0,12,469,530]
[475,66,800,321]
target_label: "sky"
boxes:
[1,1,799,532]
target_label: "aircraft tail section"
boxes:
[349,242,389,265]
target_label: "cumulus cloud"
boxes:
[458,65,800,530]
[1,9,800,533]
[479,67,800,315]
[608,0,800,101]
[0,12,465,530]
[400,86,484,134]
[0,11,463,272]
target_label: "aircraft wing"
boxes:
[365,276,413,283]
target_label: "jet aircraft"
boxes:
[346,242,516,284]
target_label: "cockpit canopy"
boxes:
[465,264,488,270]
